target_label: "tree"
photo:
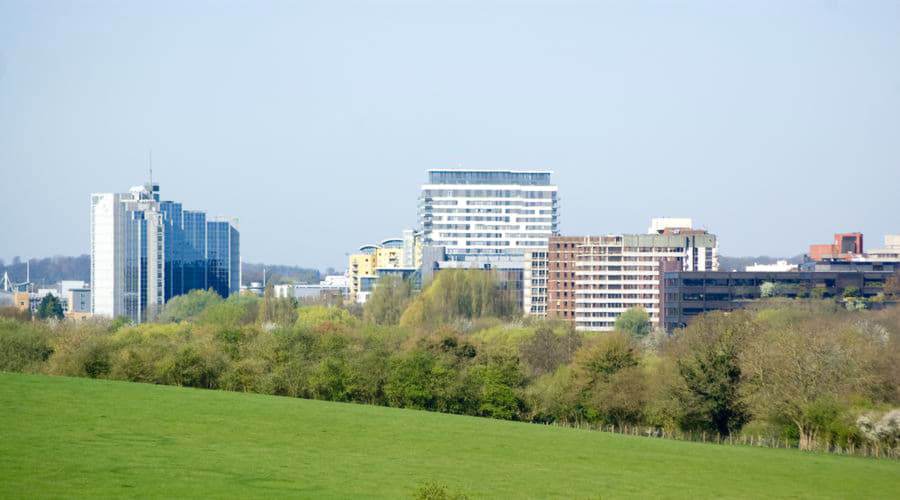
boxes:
[36,295,64,320]
[158,289,223,323]
[519,321,582,376]
[364,275,414,325]
[740,318,880,450]
[469,354,527,420]
[670,313,751,436]
[399,270,519,328]
[570,332,642,423]
[615,308,651,339]
[884,271,900,298]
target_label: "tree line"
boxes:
[1,270,898,457]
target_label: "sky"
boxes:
[1,0,899,270]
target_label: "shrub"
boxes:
[615,308,652,339]
[413,481,469,500]
[159,343,226,389]
[158,289,223,323]
[0,318,53,371]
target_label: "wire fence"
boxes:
[547,420,899,460]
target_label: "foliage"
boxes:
[615,308,652,339]
[413,481,469,500]
[400,270,519,328]
[364,275,414,325]
[0,319,53,371]
[569,332,642,424]
[885,271,900,298]
[759,282,798,298]
[296,306,356,332]
[740,316,881,450]
[0,255,90,285]
[158,288,223,323]
[857,409,900,451]
[668,313,751,436]
[517,321,582,376]
[36,295,64,320]
[240,262,321,286]
[0,306,31,322]
[198,294,259,326]
[2,297,900,455]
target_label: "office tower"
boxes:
[418,169,559,255]
[207,218,241,299]
[90,182,240,322]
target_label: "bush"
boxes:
[159,343,226,389]
[158,289,223,323]
[413,481,469,500]
[615,308,652,339]
[400,270,519,328]
[0,318,53,371]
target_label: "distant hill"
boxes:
[0,255,326,287]
[718,255,805,272]
[241,262,323,286]
[0,255,90,287]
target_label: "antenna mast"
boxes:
[149,149,153,185]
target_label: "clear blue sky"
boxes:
[1,0,898,270]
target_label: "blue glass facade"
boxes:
[94,183,240,324]
[207,220,240,298]
[183,210,208,294]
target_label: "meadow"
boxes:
[2,372,898,498]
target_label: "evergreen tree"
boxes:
[36,295,64,320]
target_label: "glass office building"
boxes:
[207,218,241,298]
[90,183,240,322]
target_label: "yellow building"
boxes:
[347,239,409,302]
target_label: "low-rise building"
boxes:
[809,232,864,261]
[661,270,894,331]
[274,275,350,300]
[66,288,92,320]
[348,233,422,303]
[745,260,798,272]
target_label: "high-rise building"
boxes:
[419,169,559,256]
[533,219,718,332]
[90,183,240,322]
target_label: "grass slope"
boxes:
[1,373,898,499]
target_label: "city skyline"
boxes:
[2,1,899,269]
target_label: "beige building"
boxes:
[348,232,421,302]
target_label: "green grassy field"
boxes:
[1,373,898,499]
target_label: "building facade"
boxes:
[419,169,559,256]
[90,183,240,322]
[523,248,549,316]
[347,236,420,303]
[661,270,895,331]
[66,288,92,320]
[540,222,719,332]
[809,232,864,261]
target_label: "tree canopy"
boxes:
[615,308,651,338]
[36,295,63,320]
